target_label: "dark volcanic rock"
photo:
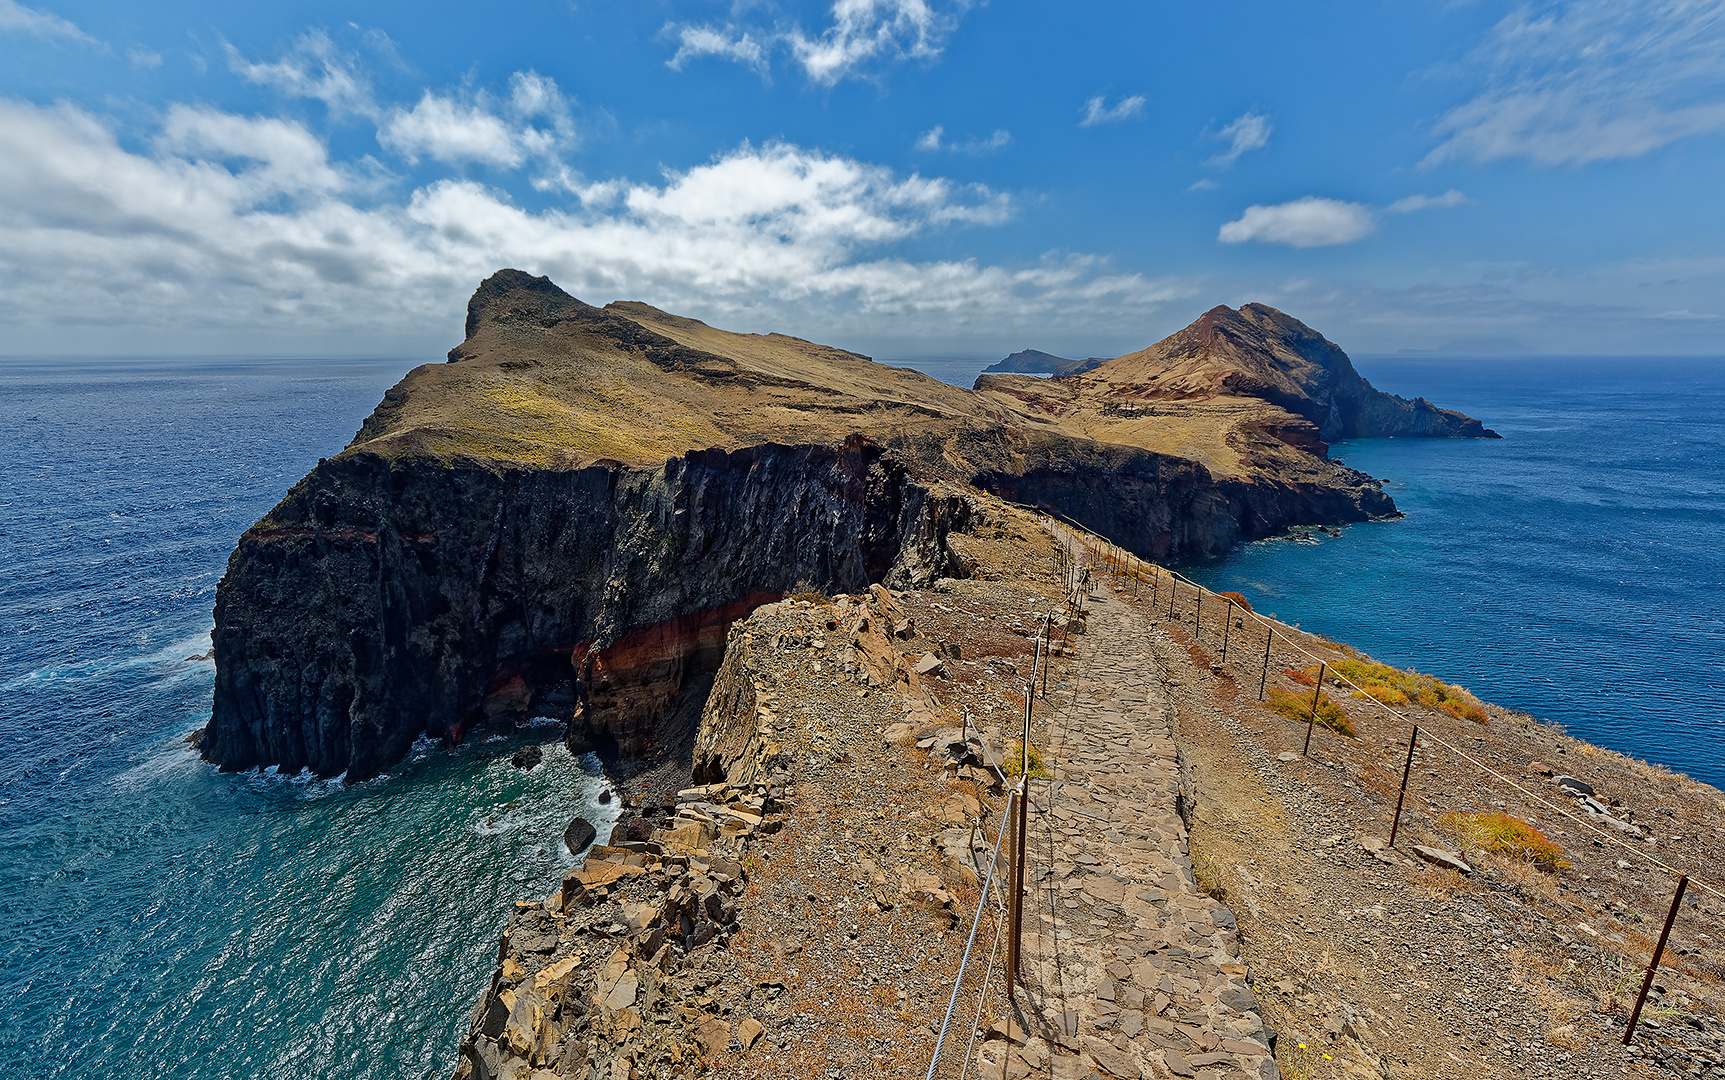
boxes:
[204,439,966,781]
[511,744,543,771]
[202,273,1466,784]
[563,817,597,854]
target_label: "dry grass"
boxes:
[1321,658,1491,723]
[1265,686,1355,737]
[1444,812,1571,870]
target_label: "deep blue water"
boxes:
[3,354,1722,1077]
[0,359,618,1079]
[1184,357,1725,791]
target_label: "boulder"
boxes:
[511,744,544,770]
[564,817,598,855]
[1411,845,1473,874]
[913,653,946,678]
[1554,775,1594,797]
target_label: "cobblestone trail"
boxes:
[987,585,1280,1080]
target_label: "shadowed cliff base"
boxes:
[202,270,1495,782]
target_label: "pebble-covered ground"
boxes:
[453,500,1725,1080]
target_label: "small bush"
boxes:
[1217,591,1253,613]
[1323,659,1491,723]
[787,579,833,606]
[1003,739,1050,779]
[1444,812,1570,870]
[1265,687,1355,736]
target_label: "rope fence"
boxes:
[1044,512,1724,1045]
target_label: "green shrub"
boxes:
[1265,687,1354,736]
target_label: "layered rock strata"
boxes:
[204,271,1491,781]
[206,440,962,781]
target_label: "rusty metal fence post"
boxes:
[1258,627,1274,701]
[1302,661,1328,756]
[1006,689,1032,986]
[1221,600,1233,662]
[1388,725,1418,848]
[1626,875,1689,1044]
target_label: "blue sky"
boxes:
[2,0,1724,358]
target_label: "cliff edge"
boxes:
[202,272,1484,781]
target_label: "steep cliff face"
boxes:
[203,271,1476,781]
[205,439,964,781]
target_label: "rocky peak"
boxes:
[462,268,597,341]
[1091,302,1497,441]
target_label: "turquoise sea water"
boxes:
[1184,356,1725,791]
[2,353,1721,1076]
[0,359,618,1079]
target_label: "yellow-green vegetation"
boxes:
[1320,658,1491,723]
[1192,852,1229,902]
[1003,739,1051,779]
[1264,686,1355,736]
[1444,812,1570,870]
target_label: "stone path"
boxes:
[982,585,1280,1080]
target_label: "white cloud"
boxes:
[664,0,968,86]
[1219,189,1469,247]
[1080,94,1146,127]
[227,29,375,116]
[380,73,574,169]
[0,99,1198,353]
[1218,197,1377,248]
[1387,189,1468,213]
[1427,0,1725,166]
[914,125,1010,153]
[667,24,770,75]
[0,0,96,43]
[1207,110,1272,168]
[1650,309,1722,320]
[1186,179,1219,192]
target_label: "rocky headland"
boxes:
[984,348,1108,376]
[189,276,1725,1080]
[202,270,1491,784]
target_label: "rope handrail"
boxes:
[926,785,1018,1080]
[1045,516,1725,906]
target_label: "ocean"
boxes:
[1,352,1720,1075]
[0,358,619,1079]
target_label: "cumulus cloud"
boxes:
[1080,94,1146,127]
[1427,0,1725,166]
[914,125,1010,153]
[379,73,574,169]
[1388,189,1468,213]
[1207,110,1271,168]
[665,0,969,86]
[1218,197,1378,248]
[0,99,1196,352]
[0,0,96,43]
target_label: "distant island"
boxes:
[983,348,1107,376]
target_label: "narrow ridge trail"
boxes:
[987,584,1280,1080]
